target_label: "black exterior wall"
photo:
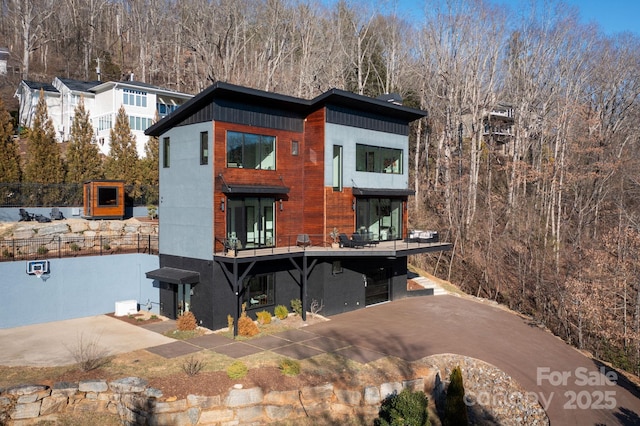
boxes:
[156,253,410,331]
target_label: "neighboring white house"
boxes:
[14,76,193,157]
[0,48,9,75]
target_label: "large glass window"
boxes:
[227,131,275,170]
[244,274,275,309]
[355,198,403,241]
[356,144,403,174]
[227,197,275,249]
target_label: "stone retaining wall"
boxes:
[0,374,437,425]
[0,355,551,426]
[0,218,158,257]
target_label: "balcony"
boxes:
[214,233,451,263]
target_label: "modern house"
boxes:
[481,103,514,154]
[14,76,192,157]
[144,82,451,334]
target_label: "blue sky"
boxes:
[389,0,640,36]
[546,0,639,35]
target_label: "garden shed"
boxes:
[83,180,125,219]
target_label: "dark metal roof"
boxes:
[221,184,290,195]
[57,78,101,92]
[146,267,200,284]
[22,81,58,93]
[352,188,415,197]
[310,89,427,122]
[146,82,427,137]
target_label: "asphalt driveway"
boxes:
[305,295,640,425]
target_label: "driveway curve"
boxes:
[305,294,640,425]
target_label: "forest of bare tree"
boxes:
[1,0,640,374]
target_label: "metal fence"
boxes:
[0,183,159,207]
[0,234,158,262]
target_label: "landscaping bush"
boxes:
[37,246,48,255]
[256,310,272,325]
[64,333,110,372]
[444,366,468,426]
[182,355,205,376]
[238,315,259,337]
[227,314,234,332]
[70,242,81,252]
[226,361,248,379]
[274,304,289,320]
[177,311,197,331]
[375,388,429,426]
[279,358,301,376]
[290,298,303,316]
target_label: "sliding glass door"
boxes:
[227,197,275,249]
[355,198,403,241]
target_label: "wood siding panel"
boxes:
[212,121,307,250]
[325,187,356,243]
[302,109,326,244]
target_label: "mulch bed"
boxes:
[105,312,163,326]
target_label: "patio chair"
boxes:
[34,214,51,223]
[339,233,363,248]
[18,208,34,222]
[351,232,380,247]
[351,232,376,247]
[296,234,311,247]
[50,207,64,220]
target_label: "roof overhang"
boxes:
[146,267,200,284]
[352,188,415,197]
[221,184,290,195]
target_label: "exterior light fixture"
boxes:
[352,198,356,211]
[220,198,225,211]
[279,199,283,211]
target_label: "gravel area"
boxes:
[427,353,549,425]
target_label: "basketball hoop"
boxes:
[33,270,43,280]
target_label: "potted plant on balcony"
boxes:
[330,227,340,248]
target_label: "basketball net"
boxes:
[34,270,43,280]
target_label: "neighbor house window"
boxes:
[226,131,275,170]
[356,144,403,174]
[123,89,147,107]
[163,137,170,168]
[292,140,299,156]
[244,274,275,308]
[128,115,152,131]
[200,131,209,165]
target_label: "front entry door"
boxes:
[365,267,389,306]
[159,283,192,319]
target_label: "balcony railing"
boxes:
[215,233,448,258]
[0,234,158,262]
